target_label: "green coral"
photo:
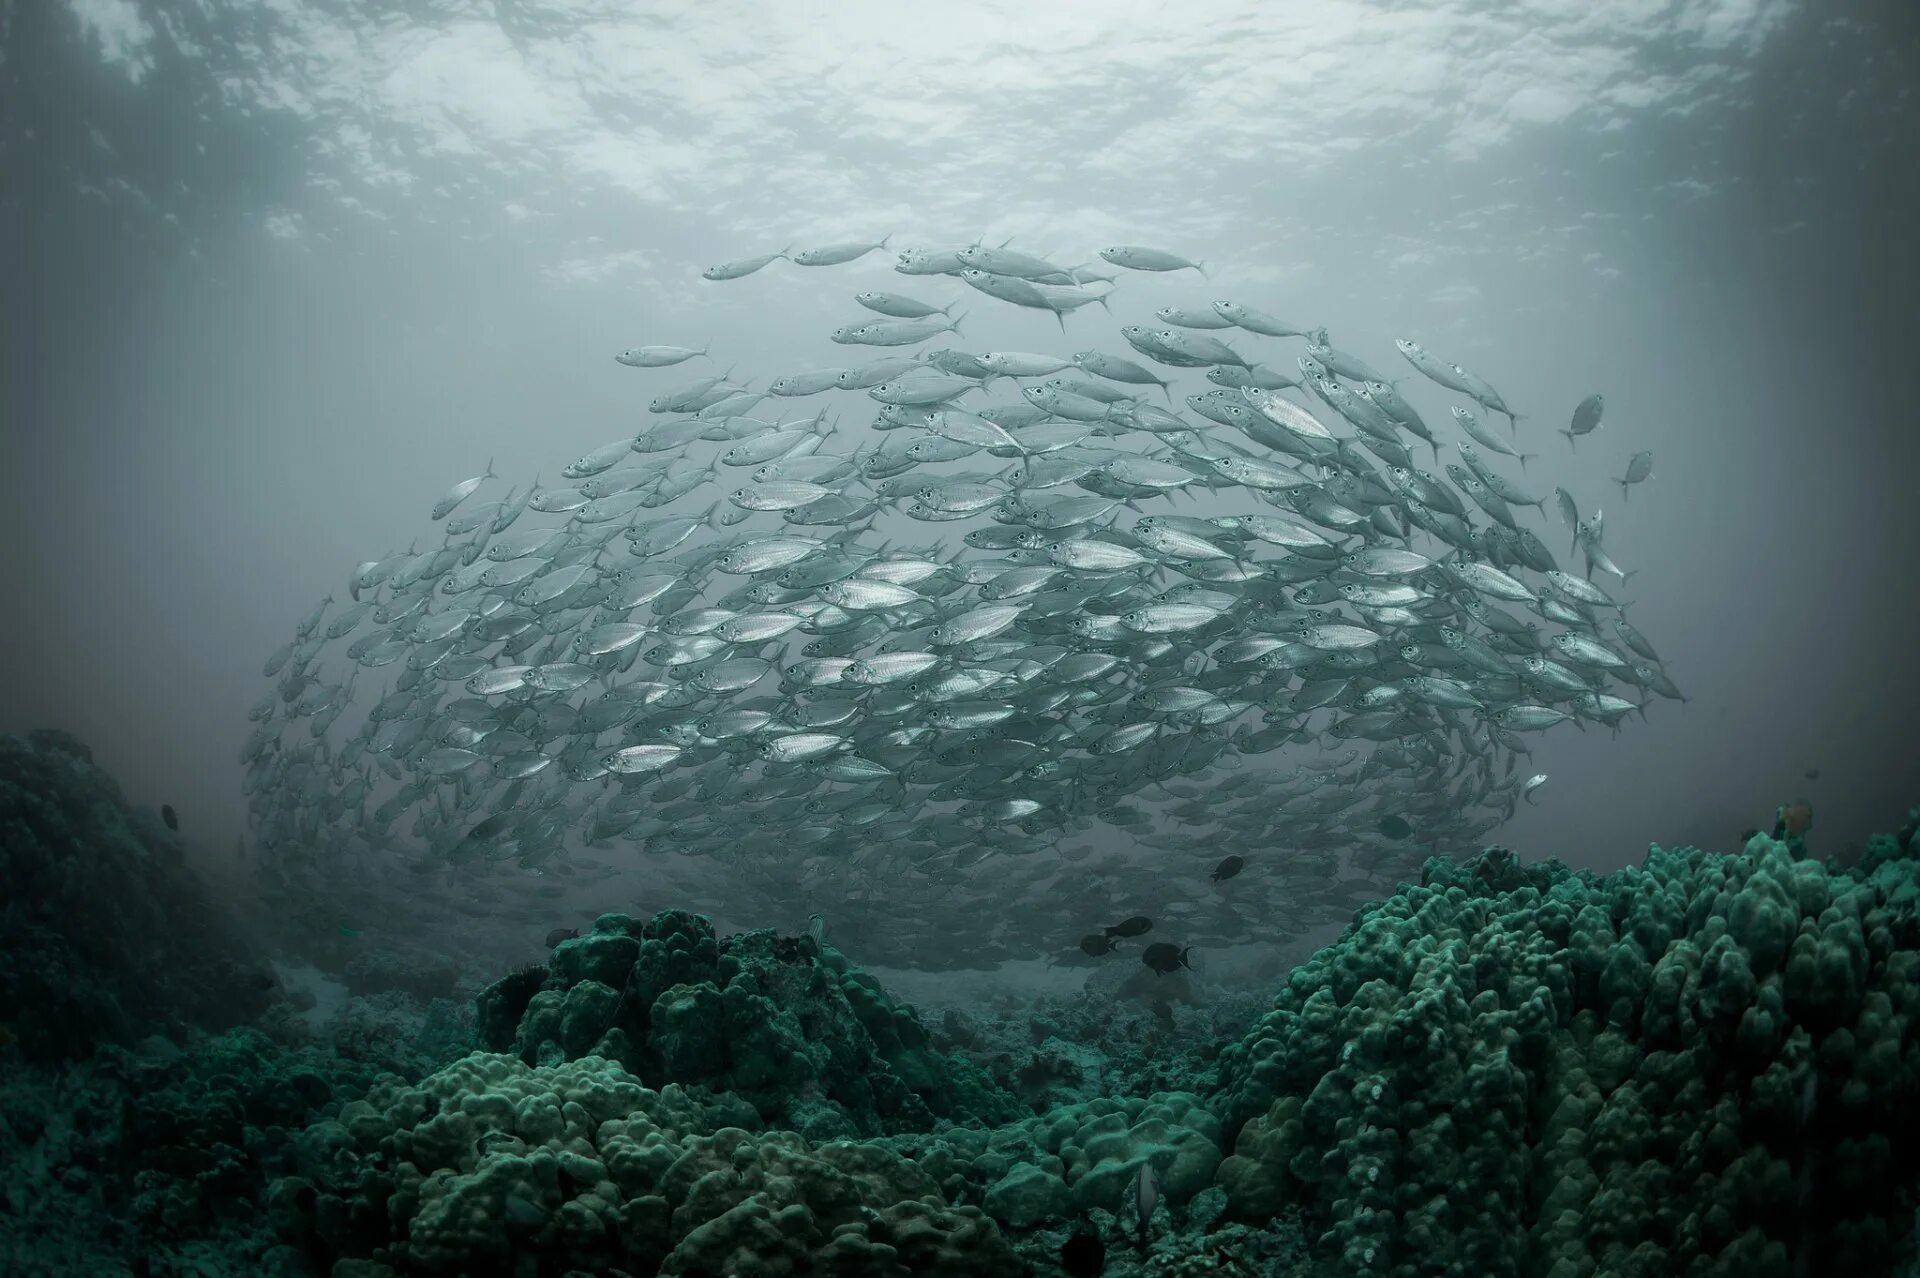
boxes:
[477,909,1020,1137]
[905,1090,1223,1229]
[281,1052,1023,1276]
[1213,832,1920,1276]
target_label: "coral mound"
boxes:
[277,1053,1024,1277]
[0,730,275,1062]
[1214,823,1920,1276]
[475,908,1023,1139]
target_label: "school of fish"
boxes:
[242,237,1679,969]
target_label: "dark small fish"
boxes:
[1105,915,1153,938]
[1775,800,1813,839]
[161,804,178,832]
[1804,767,1820,781]
[545,926,581,948]
[1738,827,1761,846]
[1060,1223,1107,1278]
[1378,814,1413,839]
[1141,942,1191,975]
[1079,933,1118,957]
[1562,393,1603,451]
[1210,855,1245,882]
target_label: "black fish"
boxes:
[1060,1222,1106,1278]
[1141,942,1191,975]
[1105,915,1153,938]
[1378,814,1412,839]
[544,926,581,948]
[161,804,178,832]
[1210,855,1245,882]
[1079,933,1118,957]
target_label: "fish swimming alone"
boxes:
[1616,449,1655,500]
[1564,393,1603,450]
[1140,943,1192,975]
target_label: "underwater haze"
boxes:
[4,1,1920,1273]
[3,0,1919,963]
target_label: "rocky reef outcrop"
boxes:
[0,730,277,1062]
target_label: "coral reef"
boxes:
[475,908,1024,1138]
[0,731,280,1063]
[275,1052,1026,1276]
[1215,821,1920,1275]
[8,729,1920,1278]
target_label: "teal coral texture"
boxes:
[1214,829,1920,1276]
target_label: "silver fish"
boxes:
[701,248,790,281]
[615,344,709,368]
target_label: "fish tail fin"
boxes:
[878,234,892,252]
[950,311,967,335]
[1159,382,1174,405]
[1094,292,1112,314]
[1195,261,1211,281]
[1560,429,1577,452]
[1517,452,1536,473]
[484,455,496,480]
[699,342,711,359]
[1052,309,1067,333]
[1617,480,1630,501]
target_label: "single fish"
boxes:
[431,458,496,521]
[1212,300,1310,336]
[615,344,709,368]
[1133,1161,1160,1248]
[1140,942,1191,974]
[1616,450,1654,500]
[701,248,790,281]
[854,291,949,319]
[793,236,892,267]
[1100,245,1207,278]
[1564,393,1603,450]
[832,315,966,347]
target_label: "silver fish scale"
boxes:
[245,242,1675,970]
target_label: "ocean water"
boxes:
[2,2,1917,1275]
